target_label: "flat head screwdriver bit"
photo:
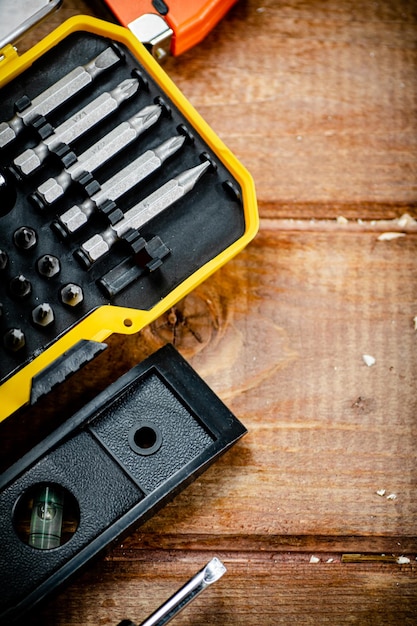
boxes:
[14,78,139,176]
[58,134,186,234]
[34,104,162,206]
[0,47,122,149]
[78,159,211,266]
[117,557,227,626]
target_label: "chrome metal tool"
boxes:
[0,47,122,149]
[56,134,186,235]
[118,557,227,626]
[13,78,139,176]
[33,104,162,206]
[77,159,211,267]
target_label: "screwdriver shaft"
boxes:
[0,47,121,148]
[132,558,226,626]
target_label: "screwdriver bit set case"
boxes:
[0,15,258,420]
[0,13,258,624]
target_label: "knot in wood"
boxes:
[149,291,221,357]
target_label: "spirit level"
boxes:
[0,344,246,624]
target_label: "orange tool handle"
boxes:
[103,0,239,55]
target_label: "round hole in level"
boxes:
[13,483,80,550]
[135,426,157,448]
[124,318,133,327]
[128,422,162,456]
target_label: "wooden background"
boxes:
[1,0,416,624]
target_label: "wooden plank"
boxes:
[112,226,416,541]
[164,0,417,218]
[37,551,417,625]
[4,227,415,540]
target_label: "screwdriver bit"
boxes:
[13,226,37,250]
[3,328,26,352]
[117,558,227,626]
[9,274,32,298]
[34,104,162,207]
[14,78,139,176]
[78,159,211,266]
[37,254,61,278]
[58,134,186,235]
[61,283,84,307]
[0,47,122,149]
[32,303,54,327]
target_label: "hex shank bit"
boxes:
[125,558,227,626]
[0,47,121,148]
[34,104,162,206]
[58,135,186,234]
[14,78,139,176]
[78,159,211,266]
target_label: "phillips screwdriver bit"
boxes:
[14,78,139,176]
[78,159,211,266]
[34,104,162,207]
[117,557,227,626]
[58,134,186,235]
[0,47,122,149]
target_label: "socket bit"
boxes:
[58,134,186,234]
[78,160,210,266]
[35,104,162,206]
[14,78,139,176]
[0,47,121,149]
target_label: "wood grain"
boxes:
[35,552,417,625]
[1,0,416,624]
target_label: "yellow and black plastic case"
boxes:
[0,14,258,421]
